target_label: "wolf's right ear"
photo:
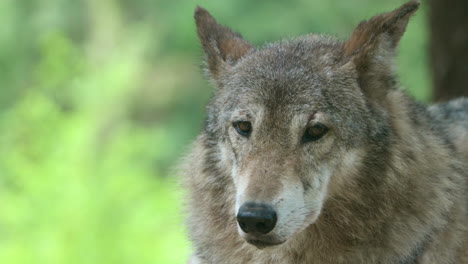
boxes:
[194,6,253,81]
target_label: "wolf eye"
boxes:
[233,121,252,137]
[302,123,328,143]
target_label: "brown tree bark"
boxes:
[429,0,468,102]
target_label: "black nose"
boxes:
[236,202,277,234]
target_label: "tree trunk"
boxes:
[429,0,468,102]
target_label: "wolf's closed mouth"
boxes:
[246,239,284,249]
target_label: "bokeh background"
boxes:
[0,0,430,263]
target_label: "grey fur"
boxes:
[184,1,467,263]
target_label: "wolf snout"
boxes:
[236,202,277,235]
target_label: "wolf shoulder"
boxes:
[428,97,468,160]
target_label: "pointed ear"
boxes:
[343,0,419,98]
[194,6,253,81]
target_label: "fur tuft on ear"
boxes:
[343,0,419,100]
[194,6,253,81]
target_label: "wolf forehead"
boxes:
[216,36,359,111]
[224,36,350,91]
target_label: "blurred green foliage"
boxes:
[0,0,429,263]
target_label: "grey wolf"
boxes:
[183,0,467,263]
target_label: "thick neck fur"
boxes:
[185,89,466,264]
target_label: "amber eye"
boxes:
[302,123,328,143]
[233,121,252,137]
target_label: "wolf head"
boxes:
[194,1,419,248]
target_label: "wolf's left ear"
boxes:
[194,6,253,82]
[343,0,419,98]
